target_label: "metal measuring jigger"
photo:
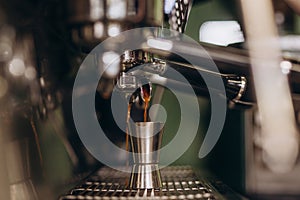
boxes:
[129,122,164,189]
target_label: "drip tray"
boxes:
[60,166,235,200]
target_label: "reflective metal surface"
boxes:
[120,49,249,106]
[60,166,241,200]
[129,122,164,189]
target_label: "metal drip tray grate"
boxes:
[60,166,221,199]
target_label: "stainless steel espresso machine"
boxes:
[1,0,300,199]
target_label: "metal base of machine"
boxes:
[60,166,245,200]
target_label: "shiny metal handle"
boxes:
[164,60,247,104]
[121,49,249,107]
[131,59,248,107]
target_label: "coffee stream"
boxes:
[125,103,132,153]
[141,84,151,122]
[125,84,151,153]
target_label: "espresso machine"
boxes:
[1,0,300,199]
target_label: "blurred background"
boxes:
[1,0,300,199]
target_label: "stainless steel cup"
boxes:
[129,122,164,189]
